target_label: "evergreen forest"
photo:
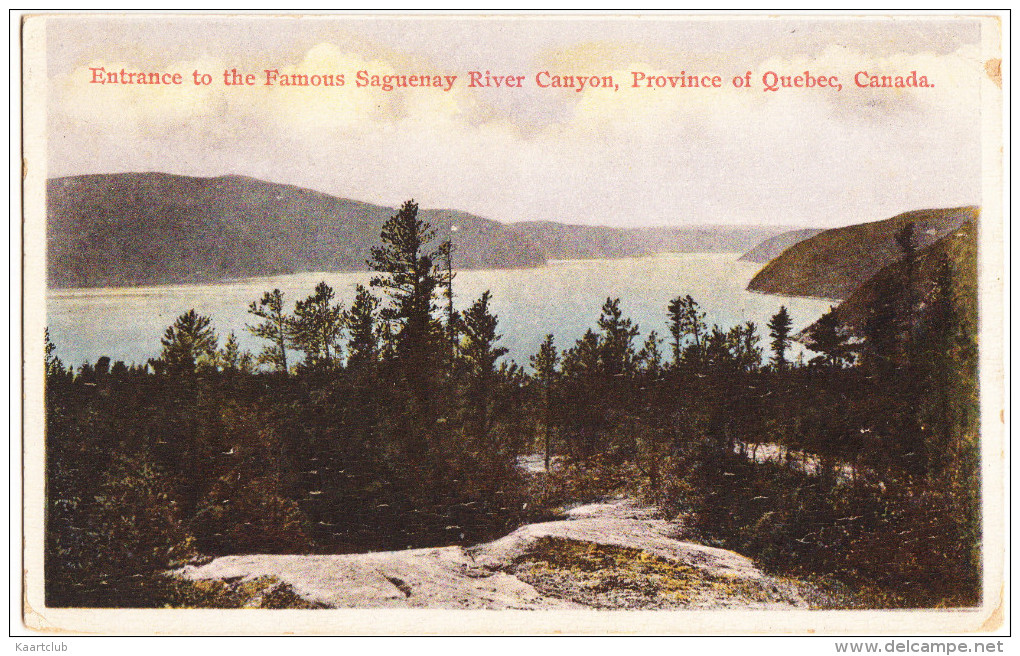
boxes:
[44,201,981,609]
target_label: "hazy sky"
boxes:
[42,14,996,228]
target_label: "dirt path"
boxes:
[179,498,834,609]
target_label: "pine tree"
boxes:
[667,294,706,366]
[369,200,451,382]
[896,222,917,268]
[767,306,793,369]
[459,291,509,439]
[637,330,664,377]
[597,297,640,378]
[289,282,345,369]
[726,321,762,372]
[219,332,254,373]
[346,284,381,368]
[806,307,854,367]
[44,328,66,378]
[559,328,603,458]
[863,221,918,371]
[247,289,290,373]
[151,309,218,374]
[442,240,458,356]
[702,326,733,370]
[530,334,559,470]
[862,275,900,370]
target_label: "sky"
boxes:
[41,14,997,228]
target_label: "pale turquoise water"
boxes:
[45,253,836,368]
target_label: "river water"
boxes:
[45,253,835,368]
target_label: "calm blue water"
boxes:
[46,253,836,369]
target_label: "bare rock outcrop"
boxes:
[179,499,819,609]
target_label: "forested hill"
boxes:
[738,228,823,263]
[46,173,545,288]
[746,206,979,299]
[800,220,977,339]
[46,173,787,288]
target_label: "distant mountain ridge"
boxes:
[746,206,979,300]
[46,173,788,288]
[510,221,787,260]
[47,173,546,288]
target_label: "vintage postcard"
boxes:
[20,12,1005,635]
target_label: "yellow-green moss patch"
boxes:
[162,575,325,609]
[512,537,800,609]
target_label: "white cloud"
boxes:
[45,21,994,228]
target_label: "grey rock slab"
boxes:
[180,546,580,609]
[179,499,779,609]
